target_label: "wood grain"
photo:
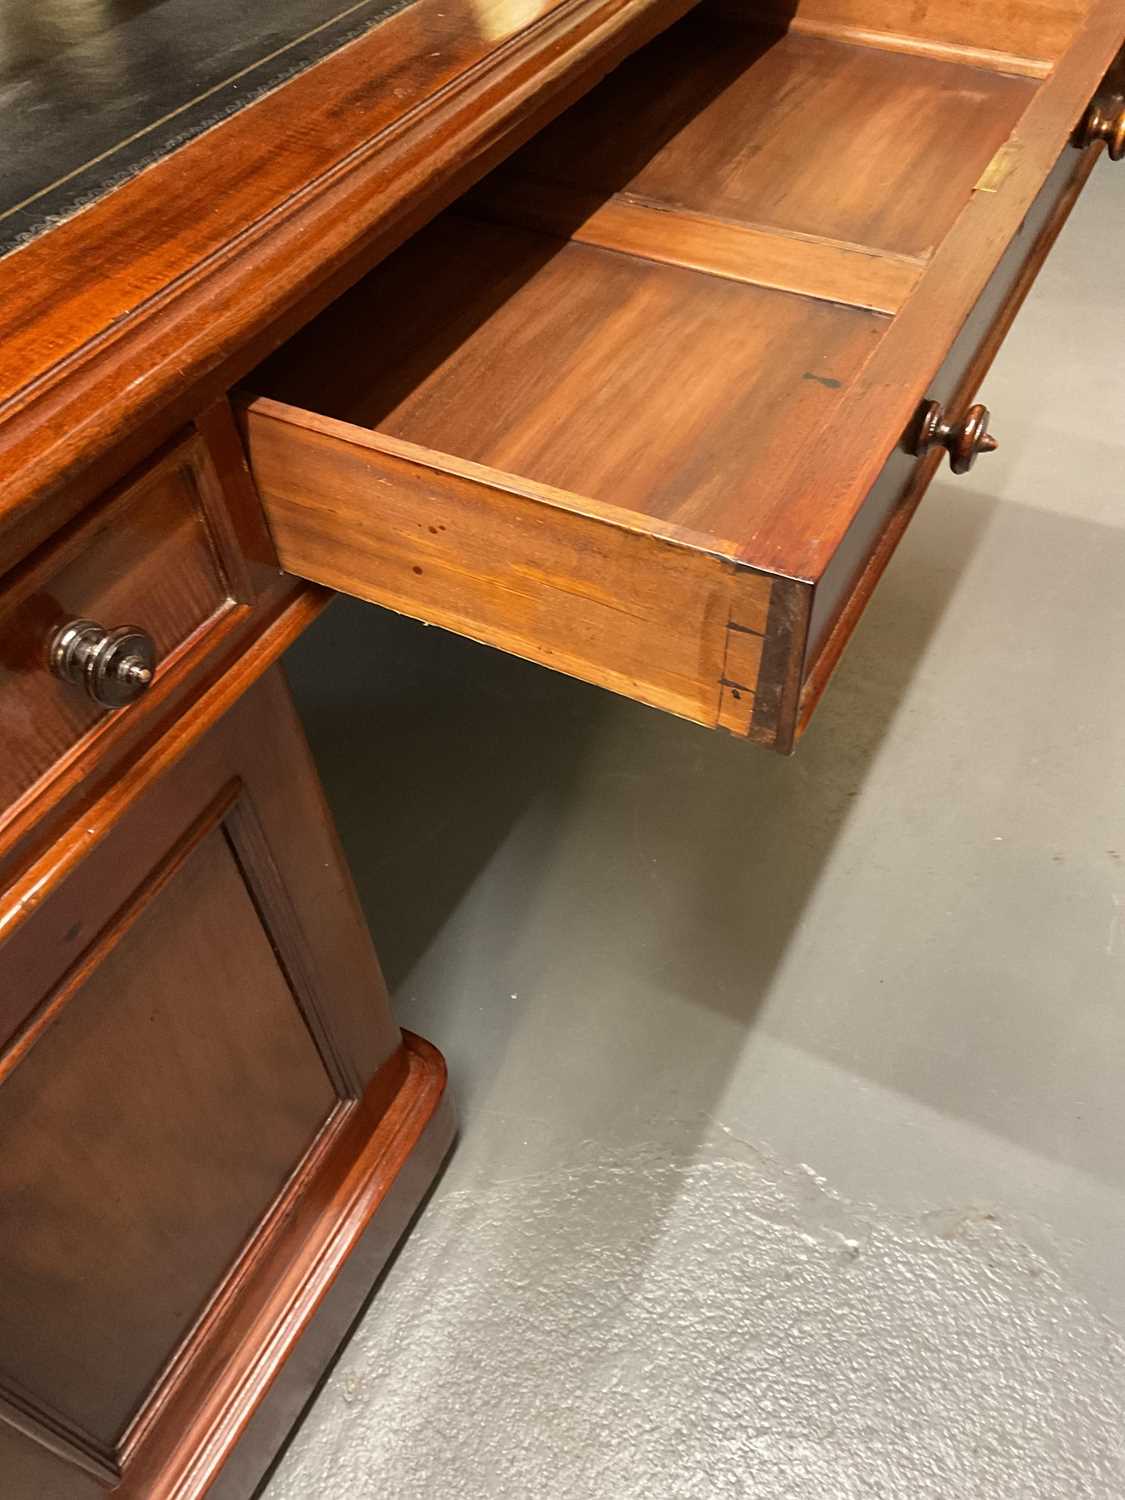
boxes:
[0,813,338,1448]
[716,625,766,735]
[118,1032,451,1500]
[497,19,1036,259]
[464,181,924,312]
[0,0,697,575]
[0,1038,451,1500]
[734,0,1093,64]
[0,666,451,1495]
[739,0,1125,585]
[244,3,1121,752]
[0,435,237,826]
[767,17,1054,77]
[796,128,1105,736]
[250,213,884,540]
[2,666,399,1109]
[0,408,314,884]
[245,6,1120,750]
[245,401,774,730]
[0,589,331,945]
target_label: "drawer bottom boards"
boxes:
[243,11,1120,751]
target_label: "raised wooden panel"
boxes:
[0,667,428,1495]
[0,806,338,1450]
[0,433,245,829]
[0,1422,103,1500]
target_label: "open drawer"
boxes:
[243,5,1123,752]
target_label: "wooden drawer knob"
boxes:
[914,400,998,475]
[48,619,156,709]
[1076,96,1125,160]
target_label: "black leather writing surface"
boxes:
[0,0,412,257]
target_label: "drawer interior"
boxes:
[469,19,1035,282]
[256,213,886,539]
[245,8,1116,749]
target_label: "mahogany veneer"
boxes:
[4,1,719,1488]
[0,666,454,1497]
[1,0,1122,1495]
[1,435,247,825]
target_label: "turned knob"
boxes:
[48,619,157,709]
[914,400,998,475]
[1076,96,1125,160]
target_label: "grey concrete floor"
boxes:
[269,161,1125,1498]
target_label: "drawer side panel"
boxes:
[247,405,775,732]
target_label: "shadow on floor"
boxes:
[284,472,997,1095]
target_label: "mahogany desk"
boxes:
[0,0,1121,1494]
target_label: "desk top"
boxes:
[0,0,410,256]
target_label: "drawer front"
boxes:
[794,135,1103,738]
[0,433,247,829]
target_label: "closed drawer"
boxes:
[243,12,1121,751]
[0,432,249,829]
